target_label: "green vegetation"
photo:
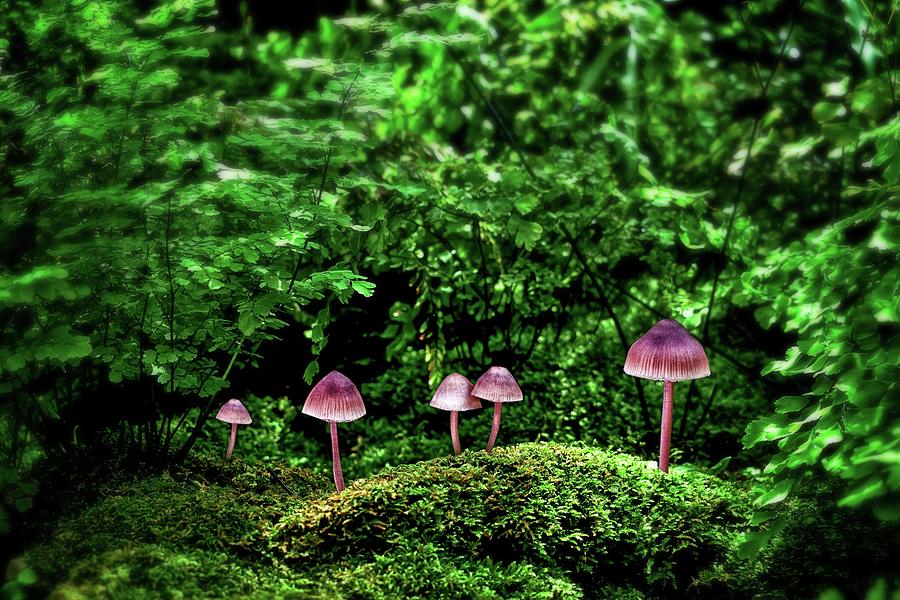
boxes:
[25,444,750,598]
[1,0,898,596]
[22,444,900,598]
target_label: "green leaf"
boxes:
[525,6,562,31]
[755,477,794,507]
[737,515,786,560]
[16,568,37,586]
[838,476,886,508]
[351,280,376,297]
[508,216,543,250]
[821,122,860,147]
[514,195,539,215]
[774,396,809,414]
[708,456,731,475]
[303,360,319,385]
[238,311,260,337]
[812,102,846,123]
[32,329,92,362]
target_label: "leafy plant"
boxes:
[0,0,384,465]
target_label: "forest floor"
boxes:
[17,443,897,599]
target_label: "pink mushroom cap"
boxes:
[623,319,711,382]
[302,370,366,423]
[430,373,482,412]
[215,399,252,425]
[471,367,523,403]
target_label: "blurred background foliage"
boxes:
[0,0,898,596]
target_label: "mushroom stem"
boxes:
[330,420,345,492]
[226,423,237,459]
[486,402,503,452]
[659,380,674,473]
[450,411,461,455]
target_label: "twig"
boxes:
[269,468,295,495]
[686,1,805,424]
[688,382,720,439]
[448,47,537,181]
[287,68,362,294]
[562,226,651,429]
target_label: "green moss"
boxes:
[46,545,313,599]
[314,541,584,599]
[27,443,755,598]
[271,443,752,596]
[27,456,330,592]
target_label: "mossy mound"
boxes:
[271,443,751,597]
[27,443,753,598]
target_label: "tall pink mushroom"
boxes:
[430,373,482,455]
[472,367,523,452]
[624,319,710,473]
[215,398,252,459]
[302,370,366,492]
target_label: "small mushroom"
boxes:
[215,398,252,459]
[430,373,482,455]
[472,366,523,452]
[302,370,366,492]
[624,319,710,473]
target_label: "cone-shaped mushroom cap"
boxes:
[215,399,252,425]
[471,367,523,403]
[430,373,482,412]
[624,319,711,382]
[302,370,366,423]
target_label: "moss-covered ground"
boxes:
[20,443,899,599]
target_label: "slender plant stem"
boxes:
[172,339,243,463]
[562,226,651,429]
[448,48,537,180]
[226,423,237,459]
[269,468,295,495]
[701,0,806,344]
[330,420,345,492]
[450,411,461,455]
[688,381,719,439]
[681,2,806,429]
[659,380,674,473]
[486,402,503,452]
[287,68,361,295]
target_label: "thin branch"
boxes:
[682,1,806,426]
[700,117,760,343]
[562,226,651,429]
[701,0,807,344]
[164,194,176,394]
[737,6,765,91]
[688,381,720,439]
[269,468,296,495]
[472,219,493,361]
[171,339,243,463]
[287,68,362,294]
[447,47,538,181]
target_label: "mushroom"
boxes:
[624,319,710,473]
[430,373,482,455]
[471,366,523,452]
[302,370,366,492]
[215,398,252,459]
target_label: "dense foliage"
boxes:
[1,0,898,596]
